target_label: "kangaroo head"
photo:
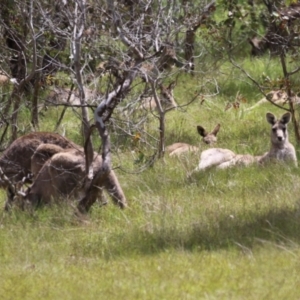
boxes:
[266,112,291,145]
[159,81,177,108]
[197,124,221,145]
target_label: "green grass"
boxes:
[1,55,300,299]
[1,161,300,299]
[1,248,300,299]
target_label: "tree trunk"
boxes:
[72,0,94,174]
[31,58,43,130]
[150,81,166,158]
[184,29,195,72]
[280,53,300,144]
[10,90,22,141]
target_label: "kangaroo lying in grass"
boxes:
[166,124,221,157]
[195,112,297,171]
[195,148,260,171]
[247,90,300,111]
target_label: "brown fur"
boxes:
[19,145,127,212]
[0,132,79,189]
[30,144,67,178]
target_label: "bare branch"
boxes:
[288,66,300,76]
[229,57,290,112]
[0,167,26,198]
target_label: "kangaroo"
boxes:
[141,82,177,110]
[247,90,300,111]
[0,132,82,210]
[0,132,124,210]
[11,144,127,212]
[194,112,297,171]
[46,86,99,106]
[258,112,297,166]
[166,124,221,157]
[30,143,70,178]
[195,148,260,171]
[0,132,79,187]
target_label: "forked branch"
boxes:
[0,167,26,198]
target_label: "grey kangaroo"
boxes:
[195,112,297,171]
[258,112,297,166]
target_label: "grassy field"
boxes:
[1,57,300,299]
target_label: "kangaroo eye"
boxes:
[282,127,286,132]
[272,128,277,132]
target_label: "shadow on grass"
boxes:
[95,206,300,258]
[2,197,300,258]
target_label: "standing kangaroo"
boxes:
[166,124,221,157]
[195,112,297,171]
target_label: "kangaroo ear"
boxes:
[197,125,208,137]
[266,112,276,125]
[280,112,291,124]
[211,124,221,136]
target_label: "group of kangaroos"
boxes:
[166,112,298,171]
[0,111,297,213]
[167,111,297,171]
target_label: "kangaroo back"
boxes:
[0,132,79,187]
[1,132,80,211]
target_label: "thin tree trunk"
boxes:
[280,53,300,144]
[72,0,94,176]
[10,90,22,141]
[184,29,195,72]
[55,84,75,131]
[150,81,165,158]
[31,75,41,130]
